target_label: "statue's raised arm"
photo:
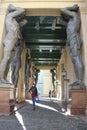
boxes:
[61,4,79,18]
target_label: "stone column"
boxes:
[56,65,59,98]
[56,65,62,100]
[80,10,87,86]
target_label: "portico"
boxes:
[0,0,87,115]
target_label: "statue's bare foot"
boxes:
[0,79,13,84]
[69,81,86,90]
[69,81,78,86]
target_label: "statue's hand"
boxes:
[72,4,79,11]
[8,4,16,12]
[19,19,28,27]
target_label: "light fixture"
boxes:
[61,68,70,82]
[61,68,67,77]
[52,19,56,31]
[49,48,52,53]
[35,21,40,30]
[40,48,42,52]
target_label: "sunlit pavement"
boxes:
[0,97,87,130]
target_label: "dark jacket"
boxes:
[29,86,38,98]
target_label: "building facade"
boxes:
[0,0,87,104]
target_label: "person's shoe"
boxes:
[33,106,36,110]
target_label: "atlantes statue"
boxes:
[60,4,85,89]
[0,4,27,84]
[11,39,23,88]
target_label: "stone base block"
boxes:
[0,103,14,115]
[71,108,86,115]
[70,89,87,115]
[0,84,15,115]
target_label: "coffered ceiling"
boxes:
[22,16,66,68]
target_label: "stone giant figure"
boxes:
[25,51,31,90]
[50,69,56,90]
[60,4,85,89]
[0,4,27,84]
[11,39,23,88]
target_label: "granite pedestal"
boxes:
[0,84,15,115]
[70,89,87,115]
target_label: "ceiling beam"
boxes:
[32,58,59,61]
[23,25,65,30]
[34,60,58,63]
[22,27,66,34]
[26,40,66,46]
[36,66,56,70]
[34,62,57,66]
[30,49,61,53]
[28,45,63,50]
[23,34,66,39]
[31,52,61,58]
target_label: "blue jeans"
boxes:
[32,97,36,109]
